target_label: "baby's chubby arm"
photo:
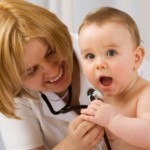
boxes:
[81,96,150,149]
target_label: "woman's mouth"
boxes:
[100,76,112,86]
[46,68,64,83]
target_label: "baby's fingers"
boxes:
[81,108,96,116]
[80,114,96,123]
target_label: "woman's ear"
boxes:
[134,45,145,69]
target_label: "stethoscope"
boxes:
[41,85,87,114]
[41,85,111,150]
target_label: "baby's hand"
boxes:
[81,100,117,127]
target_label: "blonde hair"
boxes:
[0,0,73,118]
[79,7,141,47]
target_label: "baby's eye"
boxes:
[107,49,117,57]
[86,53,95,60]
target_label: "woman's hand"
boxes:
[68,115,104,150]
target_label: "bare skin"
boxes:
[79,22,150,150]
[102,78,150,150]
[82,77,150,150]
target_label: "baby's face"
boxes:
[79,22,139,96]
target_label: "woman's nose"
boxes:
[42,60,59,77]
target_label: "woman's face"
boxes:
[21,38,72,93]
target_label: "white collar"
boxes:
[40,92,78,122]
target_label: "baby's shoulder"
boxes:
[137,80,150,102]
[141,80,150,91]
[137,76,150,91]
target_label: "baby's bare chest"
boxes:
[109,95,138,118]
[105,97,140,149]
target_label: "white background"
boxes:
[28,0,150,62]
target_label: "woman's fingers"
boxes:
[69,116,96,136]
[69,115,83,131]
[84,124,104,141]
[68,116,104,150]
[88,125,104,147]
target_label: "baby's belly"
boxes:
[109,139,146,150]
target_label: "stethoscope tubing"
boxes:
[41,93,87,114]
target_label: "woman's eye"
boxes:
[46,47,55,57]
[26,66,39,76]
[107,49,117,57]
[47,49,53,56]
[86,53,95,60]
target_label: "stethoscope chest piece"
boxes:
[87,88,104,102]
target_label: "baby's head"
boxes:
[78,7,145,96]
[79,6,141,48]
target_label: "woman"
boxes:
[0,0,103,150]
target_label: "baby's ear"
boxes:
[134,45,145,69]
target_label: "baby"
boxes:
[79,7,150,150]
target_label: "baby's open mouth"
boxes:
[100,77,112,86]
